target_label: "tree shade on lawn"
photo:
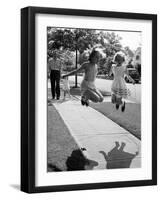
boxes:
[48,105,80,171]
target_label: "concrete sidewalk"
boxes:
[52,98,141,170]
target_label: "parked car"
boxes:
[125,68,140,83]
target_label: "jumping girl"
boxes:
[111,52,135,112]
[62,49,104,106]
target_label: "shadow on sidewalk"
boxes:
[99,141,139,169]
[48,149,98,172]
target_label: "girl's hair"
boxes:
[89,50,100,62]
[113,52,125,64]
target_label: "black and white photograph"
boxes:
[47,27,141,172]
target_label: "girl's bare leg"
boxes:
[121,97,126,112]
[93,89,104,102]
[83,89,101,103]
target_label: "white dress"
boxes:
[62,79,70,91]
[111,64,130,98]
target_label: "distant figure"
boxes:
[48,51,63,100]
[111,52,135,112]
[62,49,104,106]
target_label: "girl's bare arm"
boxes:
[124,68,135,84]
[109,64,115,76]
[62,62,87,78]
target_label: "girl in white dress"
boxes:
[62,49,104,106]
[111,52,135,112]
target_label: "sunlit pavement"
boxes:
[52,98,141,170]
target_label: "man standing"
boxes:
[48,51,62,100]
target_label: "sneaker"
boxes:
[116,104,119,110]
[57,97,60,100]
[121,101,126,112]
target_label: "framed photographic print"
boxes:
[21,6,157,193]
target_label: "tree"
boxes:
[98,31,122,75]
[134,47,141,63]
[124,46,134,58]
[133,47,141,76]
[47,28,123,81]
[47,28,101,87]
[102,32,122,56]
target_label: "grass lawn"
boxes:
[90,102,141,139]
[47,99,79,172]
[70,87,141,140]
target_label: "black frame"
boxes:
[21,6,157,193]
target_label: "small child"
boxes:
[111,52,135,112]
[62,76,71,100]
